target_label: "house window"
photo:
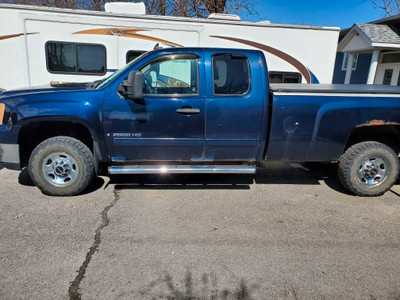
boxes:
[383,69,393,85]
[269,72,302,83]
[212,54,250,95]
[341,53,359,71]
[126,50,146,63]
[46,41,106,75]
[382,52,400,63]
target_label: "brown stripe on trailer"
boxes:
[0,32,38,40]
[73,28,182,47]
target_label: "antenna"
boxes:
[154,43,162,50]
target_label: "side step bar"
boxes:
[108,165,256,175]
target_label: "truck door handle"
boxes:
[176,107,200,115]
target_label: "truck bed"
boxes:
[267,83,400,163]
[270,84,400,94]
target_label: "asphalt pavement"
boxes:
[1,162,400,300]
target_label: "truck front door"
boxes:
[204,50,267,161]
[103,52,205,162]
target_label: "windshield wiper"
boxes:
[86,80,103,89]
[87,75,113,89]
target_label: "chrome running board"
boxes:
[108,165,256,175]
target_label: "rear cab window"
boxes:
[212,54,250,95]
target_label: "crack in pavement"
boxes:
[68,189,120,300]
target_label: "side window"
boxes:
[383,69,393,85]
[140,56,198,95]
[47,43,76,73]
[126,50,146,63]
[213,54,250,95]
[341,53,359,71]
[269,72,302,83]
[46,41,106,75]
[77,44,106,74]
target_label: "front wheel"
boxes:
[338,141,399,197]
[28,136,95,196]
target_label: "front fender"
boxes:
[10,93,107,161]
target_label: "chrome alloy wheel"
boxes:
[41,152,79,187]
[357,156,388,187]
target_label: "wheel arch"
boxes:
[18,117,106,172]
[343,123,400,155]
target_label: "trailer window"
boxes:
[212,54,250,95]
[126,50,146,63]
[269,72,301,83]
[47,43,76,73]
[46,42,106,75]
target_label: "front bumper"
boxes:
[0,125,21,170]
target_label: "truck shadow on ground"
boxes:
[133,270,259,300]
[111,162,351,195]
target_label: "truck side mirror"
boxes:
[118,70,144,104]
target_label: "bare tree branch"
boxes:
[372,0,400,16]
[0,0,256,17]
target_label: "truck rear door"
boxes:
[204,50,268,161]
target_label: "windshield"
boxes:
[96,52,147,89]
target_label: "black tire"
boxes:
[28,136,95,196]
[338,141,399,197]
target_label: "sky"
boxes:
[246,0,386,29]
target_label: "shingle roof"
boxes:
[356,23,400,44]
[371,14,400,25]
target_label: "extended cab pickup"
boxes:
[1,47,400,197]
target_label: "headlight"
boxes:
[0,103,5,125]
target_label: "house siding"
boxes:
[332,52,373,84]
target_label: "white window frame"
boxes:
[342,53,359,71]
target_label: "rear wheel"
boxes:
[338,141,399,197]
[28,136,95,196]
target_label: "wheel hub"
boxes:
[357,156,388,187]
[42,153,79,187]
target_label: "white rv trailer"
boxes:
[0,3,340,90]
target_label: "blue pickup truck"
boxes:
[1,47,400,197]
